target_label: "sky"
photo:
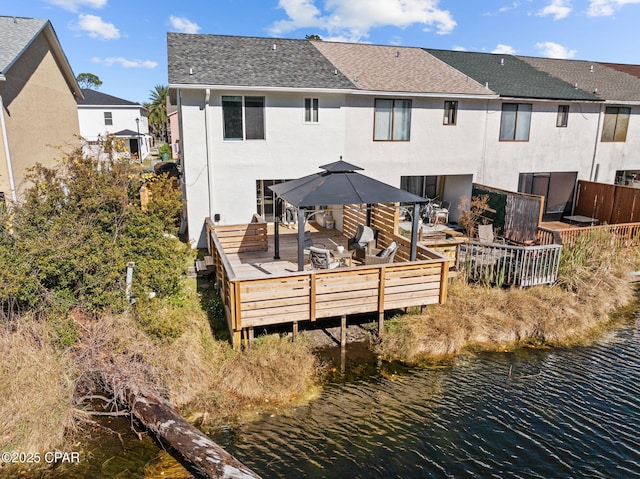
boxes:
[2,0,640,105]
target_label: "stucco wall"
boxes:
[0,33,80,197]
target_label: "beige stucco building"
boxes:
[0,16,82,203]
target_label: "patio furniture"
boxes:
[365,241,398,265]
[433,200,450,225]
[478,224,505,244]
[348,225,377,261]
[308,246,340,269]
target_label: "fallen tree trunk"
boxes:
[126,389,262,479]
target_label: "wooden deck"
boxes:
[206,205,453,348]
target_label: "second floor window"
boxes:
[601,106,630,142]
[104,112,113,126]
[222,95,265,140]
[557,105,569,127]
[499,103,532,141]
[443,100,458,125]
[374,99,411,141]
[305,98,319,122]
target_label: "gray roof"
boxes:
[425,49,601,101]
[519,56,640,102]
[78,89,142,107]
[167,33,355,90]
[0,16,48,74]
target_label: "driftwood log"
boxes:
[126,389,262,479]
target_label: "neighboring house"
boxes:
[0,16,82,203]
[168,33,640,247]
[77,89,151,162]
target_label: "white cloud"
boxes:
[535,41,576,58]
[452,45,467,51]
[270,0,456,42]
[492,44,517,54]
[44,0,107,12]
[92,57,158,69]
[169,16,201,34]
[76,14,120,40]
[587,0,640,16]
[537,0,572,19]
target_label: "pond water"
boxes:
[47,315,640,478]
[213,317,640,478]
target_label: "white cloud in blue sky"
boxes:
[75,14,119,40]
[270,0,456,42]
[588,0,640,16]
[492,44,517,54]
[169,16,200,34]
[536,41,577,58]
[91,56,158,69]
[538,0,572,20]
[44,0,107,12]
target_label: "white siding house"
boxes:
[77,89,151,162]
[168,34,640,248]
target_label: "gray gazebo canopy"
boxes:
[269,160,427,271]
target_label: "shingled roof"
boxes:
[167,33,354,90]
[311,41,492,95]
[0,16,47,75]
[519,56,640,102]
[77,88,142,107]
[425,49,601,101]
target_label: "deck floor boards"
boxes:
[226,222,352,279]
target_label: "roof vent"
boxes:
[396,51,400,58]
[272,44,277,51]
[500,58,504,66]
[574,82,578,89]
[355,76,359,83]
[334,69,338,75]
[593,87,598,94]
[590,64,594,73]
[189,68,193,75]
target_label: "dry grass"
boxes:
[0,320,76,460]
[378,238,640,363]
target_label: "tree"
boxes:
[76,72,103,90]
[305,34,322,40]
[147,85,169,142]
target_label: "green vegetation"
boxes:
[145,85,169,142]
[0,144,319,476]
[75,72,102,90]
[377,230,640,363]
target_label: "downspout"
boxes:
[204,88,213,221]
[589,103,604,181]
[0,95,17,202]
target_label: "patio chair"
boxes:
[365,241,398,265]
[303,230,325,255]
[308,246,340,270]
[433,200,450,225]
[348,225,377,261]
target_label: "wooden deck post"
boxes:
[292,321,298,341]
[340,315,347,348]
[378,312,384,335]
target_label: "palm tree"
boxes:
[147,85,168,142]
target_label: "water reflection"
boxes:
[214,318,640,478]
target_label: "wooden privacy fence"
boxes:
[456,242,562,287]
[574,180,640,224]
[537,222,640,248]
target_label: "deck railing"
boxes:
[457,241,562,287]
[537,222,640,247]
[207,219,451,348]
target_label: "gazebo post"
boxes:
[410,203,420,261]
[273,197,280,260]
[297,207,306,271]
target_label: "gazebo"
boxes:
[269,160,428,271]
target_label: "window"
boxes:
[601,106,630,142]
[443,100,458,125]
[222,96,265,140]
[374,99,411,141]
[518,171,577,220]
[305,98,319,122]
[556,105,569,127]
[499,103,532,141]
[104,112,113,126]
[401,176,438,199]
